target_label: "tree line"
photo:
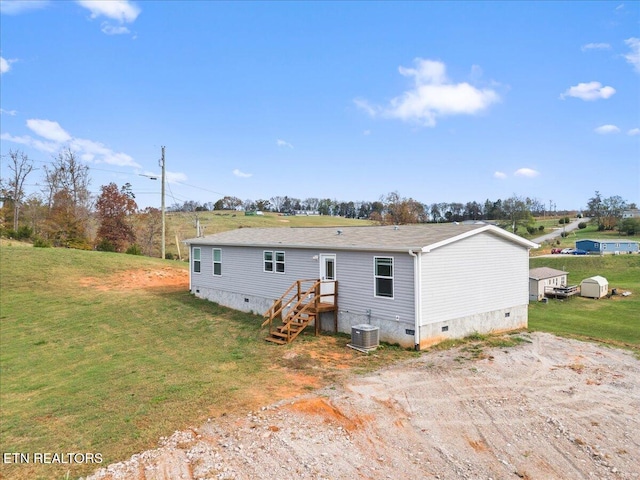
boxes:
[1,149,162,255]
[2,148,637,257]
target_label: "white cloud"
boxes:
[493,171,507,180]
[581,43,611,51]
[0,56,16,74]
[166,171,187,184]
[514,168,540,178]
[76,0,140,35]
[76,0,140,23]
[232,169,252,178]
[624,37,640,73]
[560,81,616,101]
[582,43,611,52]
[2,118,141,167]
[594,124,620,134]
[355,58,500,127]
[26,119,72,143]
[0,0,49,15]
[628,128,640,136]
[101,23,130,35]
[1,109,18,116]
[276,139,293,148]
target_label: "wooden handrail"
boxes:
[262,279,325,328]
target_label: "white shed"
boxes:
[580,276,608,299]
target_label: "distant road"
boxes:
[532,217,590,244]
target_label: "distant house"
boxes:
[185,224,538,349]
[575,239,639,255]
[622,209,640,219]
[581,276,609,299]
[529,267,568,301]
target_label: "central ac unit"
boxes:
[348,324,379,352]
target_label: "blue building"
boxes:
[576,239,639,254]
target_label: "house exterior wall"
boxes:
[529,275,568,301]
[418,232,529,348]
[576,240,639,254]
[189,244,416,345]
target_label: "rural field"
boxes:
[1,237,638,479]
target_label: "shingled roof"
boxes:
[185,223,538,253]
[529,267,568,280]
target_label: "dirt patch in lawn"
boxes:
[84,332,640,480]
[79,267,189,292]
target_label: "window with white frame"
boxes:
[264,251,285,273]
[275,251,285,273]
[374,257,393,298]
[193,247,201,273]
[212,248,221,276]
[264,251,273,272]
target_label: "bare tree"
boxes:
[1,149,35,230]
[41,148,92,246]
[43,148,91,211]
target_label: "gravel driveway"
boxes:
[85,332,640,480]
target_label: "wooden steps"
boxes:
[262,279,337,345]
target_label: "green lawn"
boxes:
[529,255,640,348]
[2,241,638,479]
[0,243,412,479]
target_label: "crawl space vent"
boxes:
[348,324,379,352]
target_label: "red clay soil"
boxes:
[79,268,189,292]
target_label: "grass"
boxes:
[528,255,640,350]
[0,243,407,480]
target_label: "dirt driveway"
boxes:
[85,332,639,480]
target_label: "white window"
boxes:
[264,251,285,273]
[193,247,201,273]
[374,257,393,298]
[212,248,221,276]
[275,251,285,273]
[264,251,273,272]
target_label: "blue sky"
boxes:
[1,0,638,211]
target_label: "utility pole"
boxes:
[161,146,166,260]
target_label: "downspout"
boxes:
[188,244,192,292]
[408,250,422,350]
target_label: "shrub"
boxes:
[538,225,545,232]
[527,226,536,234]
[165,252,175,260]
[125,244,143,255]
[16,226,33,240]
[558,218,565,225]
[564,216,571,224]
[33,237,51,248]
[578,222,587,229]
[96,239,116,252]
[560,232,569,238]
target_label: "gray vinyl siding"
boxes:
[330,250,415,326]
[420,232,529,324]
[190,245,416,323]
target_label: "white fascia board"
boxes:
[421,225,539,253]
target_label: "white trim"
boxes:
[373,256,394,299]
[263,250,274,272]
[212,248,222,276]
[422,225,539,253]
[192,247,202,274]
[275,251,286,274]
